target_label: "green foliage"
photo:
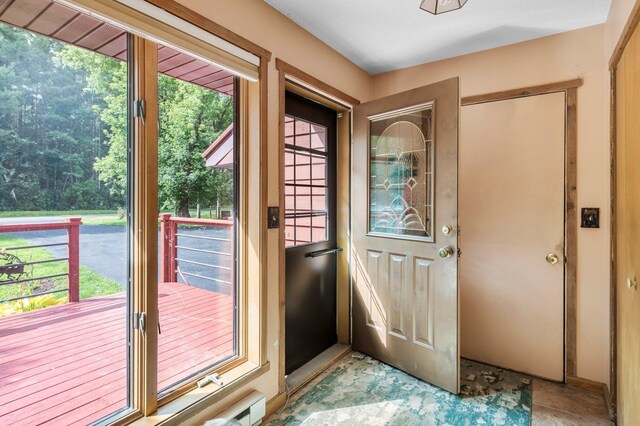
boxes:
[1,22,234,216]
[0,23,122,212]
[157,75,234,216]
[56,44,130,200]
[0,209,116,218]
[61,180,114,210]
[0,294,66,317]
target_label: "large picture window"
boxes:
[0,2,132,424]
[155,44,238,394]
[0,0,255,423]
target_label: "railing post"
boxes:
[160,213,172,283]
[169,220,178,282]
[67,217,82,303]
[229,224,234,296]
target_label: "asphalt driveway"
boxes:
[1,219,232,294]
[5,225,128,286]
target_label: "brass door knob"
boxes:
[546,254,559,265]
[442,225,454,236]
[627,276,638,290]
[438,247,454,258]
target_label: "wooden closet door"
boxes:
[614,22,640,426]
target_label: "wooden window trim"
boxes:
[0,0,270,423]
[146,0,272,63]
[132,35,160,416]
[57,1,272,422]
[129,62,268,419]
[64,0,267,79]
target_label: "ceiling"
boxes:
[264,0,612,75]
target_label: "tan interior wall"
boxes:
[154,2,616,420]
[168,0,372,422]
[372,25,611,387]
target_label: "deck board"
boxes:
[0,282,235,425]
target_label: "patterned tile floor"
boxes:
[267,353,532,425]
[266,353,613,426]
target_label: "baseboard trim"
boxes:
[602,382,614,422]
[566,376,603,394]
[265,392,288,419]
[566,376,613,421]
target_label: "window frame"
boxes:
[50,0,272,422]
[0,0,269,422]
[127,37,268,421]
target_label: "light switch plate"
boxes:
[267,206,280,229]
[581,207,599,228]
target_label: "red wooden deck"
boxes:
[0,282,234,425]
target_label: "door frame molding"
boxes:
[275,58,359,395]
[461,78,582,381]
[608,1,640,421]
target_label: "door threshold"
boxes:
[286,344,351,393]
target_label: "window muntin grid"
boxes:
[284,115,328,247]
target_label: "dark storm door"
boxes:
[285,92,338,375]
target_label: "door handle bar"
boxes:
[305,247,343,258]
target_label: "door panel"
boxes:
[615,26,640,425]
[285,92,337,375]
[352,78,460,394]
[460,93,565,381]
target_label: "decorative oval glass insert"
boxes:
[369,106,433,239]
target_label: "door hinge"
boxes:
[133,312,146,339]
[133,99,146,125]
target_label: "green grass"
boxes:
[82,216,127,226]
[0,209,118,218]
[0,235,122,303]
[1,208,233,225]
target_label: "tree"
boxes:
[0,23,120,211]
[157,76,233,216]
[59,46,234,217]
[0,21,234,215]
[56,45,128,202]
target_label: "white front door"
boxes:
[352,78,460,393]
[460,92,565,381]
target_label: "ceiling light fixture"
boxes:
[420,0,468,15]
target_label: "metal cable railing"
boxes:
[159,214,234,292]
[0,218,82,304]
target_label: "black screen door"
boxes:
[284,92,338,374]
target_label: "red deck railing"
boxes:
[159,214,234,287]
[0,218,82,303]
